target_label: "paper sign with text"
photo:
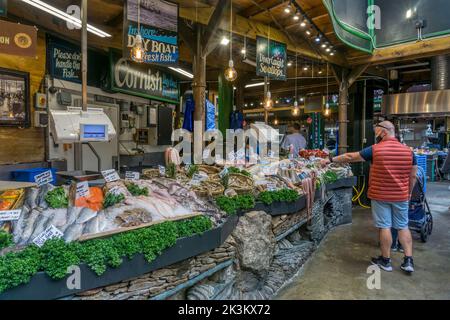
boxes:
[75,181,90,199]
[125,171,140,181]
[34,170,53,186]
[102,169,120,182]
[0,209,21,222]
[33,225,63,247]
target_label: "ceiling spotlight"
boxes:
[318,70,323,74]
[315,36,321,43]
[321,44,327,48]
[303,66,309,71]
[287,61,293,67]
[284,4,291,14]
[274,119,279,125]
[306,30,311,36]
[275,100,279,104]
[293,12,300,21]
[300,20,307,27]
[220,36,230,46]
[326,48,331,52]
[330,52,335,56]
[300,97,304,102]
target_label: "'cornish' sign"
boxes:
[256,36,287,81]
[124,0,179,65]
[110,51,179,103]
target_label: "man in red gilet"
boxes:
[322,121,417,274]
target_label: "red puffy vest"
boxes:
[368,137,413,202]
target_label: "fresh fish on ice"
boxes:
[64,223,84,242]
[44,208,68,229]
[11,205,30,243]
[17,209,41,245]
[24,187,39,209]
[29,213,52,242]
[76,208,97,224]
[82,216,99,235]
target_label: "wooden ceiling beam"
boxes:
[348,37,450,66]
[179,2,345,65]
[201,0,231,56]
[240,0,288,18]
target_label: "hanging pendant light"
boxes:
[131,0,145,63]
[324,62,331,117]
[264,90,273,110]
[293,51,300,116]
[225,2,237,82]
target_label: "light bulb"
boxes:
[221,37,230,46]
[300,20,307,27]
[292,106,299,116]
[274,119,279,125]
[294,100,298,108]
[241,48,246,55]
[284,6,291,13]
[264,91,273,110]
[224,60,238,82]
[293,14,300,21]
[131,34,145,63]
[324,103,330,116]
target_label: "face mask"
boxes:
[376,134,384,144]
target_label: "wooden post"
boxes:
[192,26,207,165]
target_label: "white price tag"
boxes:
[158,166,166,177]
[33,225,63,247]
[267,182,278,192]
[0,209,21,222]
[219,168,229,179]
[193,173,208,182]
[108,186,123,196]
[125,171,140,181]
[102,169,120,183]
[34,170,53,187]
[76,181,90,199]
[255,180,269,186]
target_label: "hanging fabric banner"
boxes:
[124,0,179,65]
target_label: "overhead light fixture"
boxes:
[326,48,331,52]
[275,100,279,104]
[287,61,293,67]
[284,1,292,14]
[315,36,321,43]
[321,44,327,48]
[293,12,300,21]
[330,52,335,56]
[303,66,309,71]
[264,91,273,110]
[250,102,254,106]
[306,30,311,36]
[241,48,246,55]
[21,0,111,37]
[168,67,194,79]
[130,0,144,63]
[245,82,265,88]
[318,70,323,74]
[300,20,307,27]
[274,119,279,125]
[224,2,237,82]
[221,36,230,46]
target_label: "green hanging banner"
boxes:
[309,113,324,150]
[256,36,287,81]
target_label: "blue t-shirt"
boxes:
[359,146,417,165]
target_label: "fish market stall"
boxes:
[0,154,355,300]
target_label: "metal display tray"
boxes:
[56,171,102,182]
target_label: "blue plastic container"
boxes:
[11,168,57,185]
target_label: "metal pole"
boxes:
[264,77,268,124]
[74,0,88,171]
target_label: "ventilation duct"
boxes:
[431,55,450,90]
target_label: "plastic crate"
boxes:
[11,168,57,185]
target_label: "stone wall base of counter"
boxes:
[72,188,353,300]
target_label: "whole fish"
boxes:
[24,187,39,209]
[36,184,55,209]
[18,209,41,245]
[82,216,99,235]
[76,208,97,224]
[29,213,52,242]
[12,205,30,243]
[44,208,68,229]
[63,223,84,242]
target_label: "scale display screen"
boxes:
[80,124,108,141]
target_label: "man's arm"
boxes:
[332,152,366,164]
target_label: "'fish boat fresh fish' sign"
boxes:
[124,0,179,65]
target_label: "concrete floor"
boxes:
[277,182,450,300]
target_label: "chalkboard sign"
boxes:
[256,36,287,81]
[109,50,179,103]
[46,36,108,87]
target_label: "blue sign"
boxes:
[124,0,179,65]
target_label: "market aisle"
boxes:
[276,182,450,300]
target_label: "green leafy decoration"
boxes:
[0,231,13,251]
[126,183,149,197]
[45,187,69,209]
[216,194,255,215]
[258,189,300,205]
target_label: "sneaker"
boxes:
[371,256,393,272]
[401,257,415,274]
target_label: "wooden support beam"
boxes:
[240,0,287,18]
[179,19,197,54]
[347,36,450,66]
[348,64,370,87]
[201,0,231,57]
